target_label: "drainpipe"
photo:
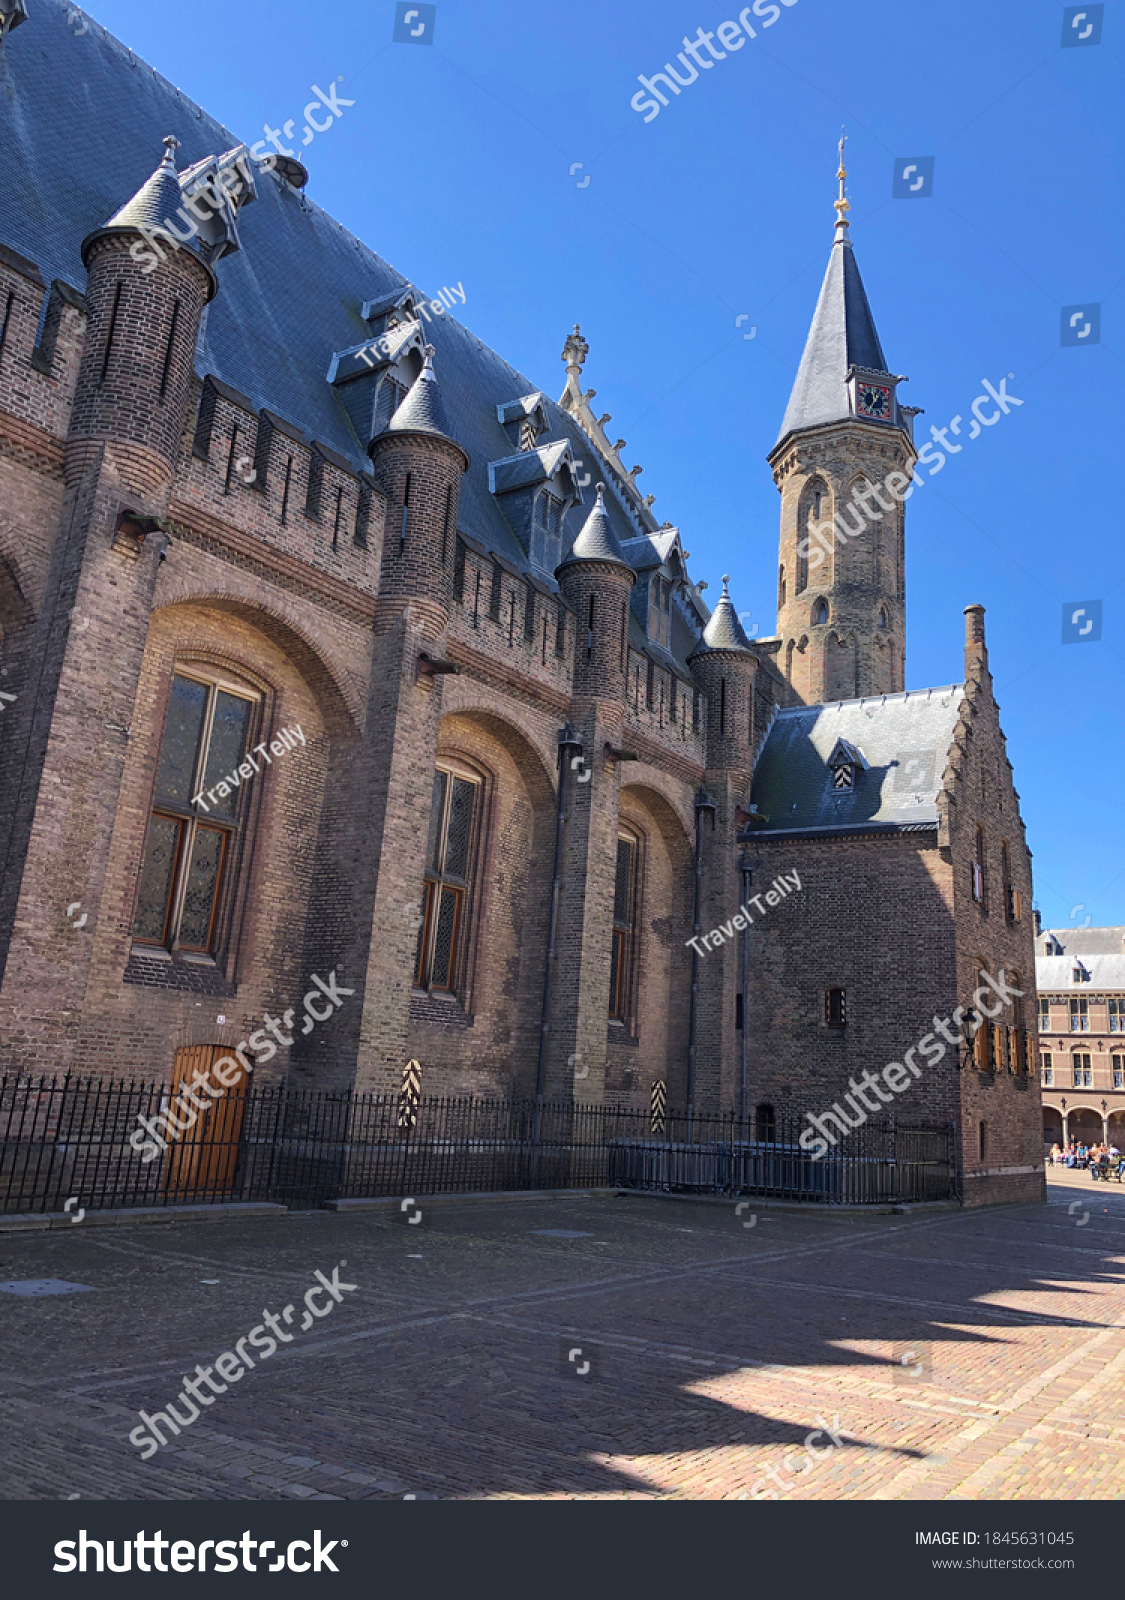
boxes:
[686,787,717,1125]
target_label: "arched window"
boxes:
[813,598,829,625]
[878,606,888,629]
[796,478,827,595]
[132,667,263,956]
[414,760,483,996]
[610,828,641,1023]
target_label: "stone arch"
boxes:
[152,592,362,738]
[796,475,831,595]
[824,630,857,702]
[1067,1104,1103,1142]
[405,700,559,1098]
[1043,1105,1063,1148]
[617,776,694,1109]
[837,471,876,582]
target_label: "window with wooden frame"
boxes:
[1109,998,1125,1033]
[1008,977,1024,1072]
[972,826,986,906]
[824,987,847,1027]
[132,670,260,955]
[1039,996,1051,1032]
[973,967,991,1068]
[1113,1053,1124,1089]
[1040,1051,1053,1087]
[413,764,481,995]
[1070,996,1090,1032]
[1072,1051,1092,1088]
[609,830,639,1023]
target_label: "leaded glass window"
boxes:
[414,765,480,994]
[609,832,638,1021]
[133,671,257,953]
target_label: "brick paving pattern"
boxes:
[1,1172,1122,1500]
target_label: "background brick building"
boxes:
[1036,926,1125,1151]
[0,0,1042,1201]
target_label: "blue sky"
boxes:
[88,0,1124,927]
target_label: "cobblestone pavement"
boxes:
[1,1173,1122,1501]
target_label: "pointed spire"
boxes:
[689,575,755,658]
[385,344,457,442]
[774,145,892,444]
[556,483,633,578]
[834,129,850,239]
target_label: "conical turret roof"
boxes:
[384,344,457,441]
[556,483,634,578]
[688,576,755,658]
[80,135,217,297]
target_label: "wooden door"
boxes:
[164,1044,250,1198]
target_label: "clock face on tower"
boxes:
[856,382,892,420]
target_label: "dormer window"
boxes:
[497,393,549,454]
[649,575,672,649]
[826,737,867,793]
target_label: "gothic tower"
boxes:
[768,141,919,705]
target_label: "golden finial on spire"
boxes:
[834,128,850,234]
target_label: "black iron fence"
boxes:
[0,1074,955,1215]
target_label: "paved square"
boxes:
[1,1174,1123,1500]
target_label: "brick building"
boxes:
[1035,927,1125,1150]
[0,2,1042,1201]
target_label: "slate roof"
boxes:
[776,231,892,444]
[0,0,710,671]
[1037,928,1125,958]
[747,685,965,837]
[1036,954,1125,991]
